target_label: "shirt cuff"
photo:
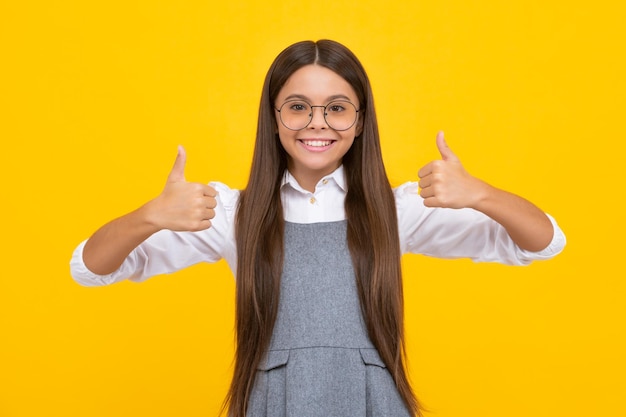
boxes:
[516,213,567,261]
[69,240,124,287]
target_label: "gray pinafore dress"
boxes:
[246,221,411,416]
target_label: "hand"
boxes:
[145,146,217,231]
[417,131,487,209]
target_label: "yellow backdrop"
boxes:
[2,1,624,416]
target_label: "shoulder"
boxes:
[208,182,241,227]
[393,181,421,207]
[209,181,241,207]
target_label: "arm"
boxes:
[82,146,218,275]
[417,132,554,252]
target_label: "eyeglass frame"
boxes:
[274,99,361,131]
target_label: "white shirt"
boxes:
[70,166,566,286]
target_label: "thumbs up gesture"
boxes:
[146,146,217,232]
[417,132,487,209]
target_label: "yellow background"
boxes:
[2,1,624,416]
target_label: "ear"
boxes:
[355,112,364,137]
[272,107,280,134]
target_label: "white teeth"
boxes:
[302,140,332,147]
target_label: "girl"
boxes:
[71,40,566,416]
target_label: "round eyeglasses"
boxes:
[275,100,360,131]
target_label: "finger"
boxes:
[417,162,433,179]
[418,175,432,189]
[205,196,217,210]
[167,145,187,182]
[203,208,216,221]
[436,131,459,162]
[190,219,213,232]
[203,184,218,198]
[422,197,439,208]
[419,185,435,199]
[189,209,215,231]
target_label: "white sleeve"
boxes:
[395,182,566,265]
[69,182,239,286]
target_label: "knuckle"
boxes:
[432,172,445,182]
[432,160,444,170]
[191,183,205,193]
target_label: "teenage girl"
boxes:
[71,39,566,416]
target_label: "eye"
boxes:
[288,102,309,112]
[328,102,347,113]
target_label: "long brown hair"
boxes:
[225,39,421,416]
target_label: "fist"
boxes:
[148,146,217,231]
[417,132,486,209]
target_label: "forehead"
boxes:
[277,64,358,103]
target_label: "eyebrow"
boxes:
[282,94,354,103]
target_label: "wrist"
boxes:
[470,179,498,212]
[136,199,165,233]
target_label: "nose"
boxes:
[308,106,328,129]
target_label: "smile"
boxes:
[299,139,335,147]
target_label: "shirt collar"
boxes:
[281,165,347,193]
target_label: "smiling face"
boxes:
[274,64,362,191]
